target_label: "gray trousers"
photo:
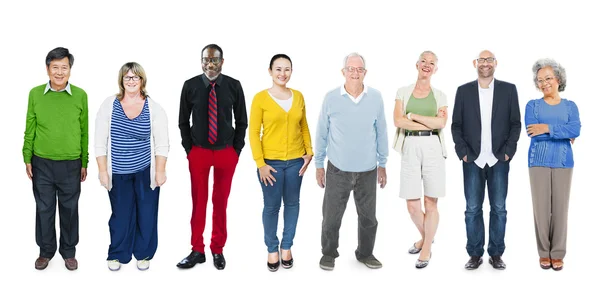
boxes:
[529,167,573,259]
[321,161,378,260]
[32,155,81,259]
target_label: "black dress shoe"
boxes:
[213,253,226,270]
[281,257,293,269]
[489,256,506,270]
[465,256,483,270]
[267,260,280,272]
[176,251,206,269]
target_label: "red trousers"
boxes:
[188,146,238,254]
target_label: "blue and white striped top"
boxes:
[110,98,151,174]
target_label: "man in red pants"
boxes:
[177,44,248,270]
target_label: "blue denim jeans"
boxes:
[258,158,304,253]
[463,160,509,257]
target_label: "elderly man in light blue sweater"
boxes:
[315,52,389,271]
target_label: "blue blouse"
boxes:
[524,98,581,168]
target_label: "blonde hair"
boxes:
[417,50,438,64]
[117,62,148,100]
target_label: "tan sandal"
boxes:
[539,257,551,269]
[551,258,563,271]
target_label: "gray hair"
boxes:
[417,50,438,64]
[343,52,366,69]
[532,58,567,92]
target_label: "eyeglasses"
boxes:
[202,57,222,64]
[537,76,555,85]
[123,75,141,82]
[344,66,366,73]
[476,57,496,64]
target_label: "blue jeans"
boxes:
[463,160,509,257]
[258,158,304,253]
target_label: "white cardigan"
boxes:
[94,95,170,191]
[392,84,448,158]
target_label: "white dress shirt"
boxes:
[340,85,368,104]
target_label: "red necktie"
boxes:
[208,82,218,144]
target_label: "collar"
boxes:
[202,73,223,88]
[340,84,368,96]
[44,81,72,95]
[477,78,495,90]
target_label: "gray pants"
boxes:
[529,167,573,259]
[31,155,81,259]
[321,161,377,260]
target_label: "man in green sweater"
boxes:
[22,47,88,271]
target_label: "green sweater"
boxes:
[22,84,89,167]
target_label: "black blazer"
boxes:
[451,79,521,162]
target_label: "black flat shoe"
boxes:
[267,260,280,272]
[212,253,226,270]
[281,257,294,269]
[176,251,206,269]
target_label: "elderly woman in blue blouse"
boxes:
[95,62,169,271]
[525,58,580,271]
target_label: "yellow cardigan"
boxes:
[249,89,314,168]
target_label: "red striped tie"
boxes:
[208,82,218,144]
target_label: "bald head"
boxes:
[479,50,495,59]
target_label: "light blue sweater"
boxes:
[315,86,388,172]
[524,98,581,168]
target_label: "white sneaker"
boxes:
[107,260,121,271]
[137,259,150,271]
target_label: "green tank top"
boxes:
[406,90,437,117]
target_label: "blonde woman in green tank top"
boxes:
[392,51,449,269]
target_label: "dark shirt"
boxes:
[179,73,248,155]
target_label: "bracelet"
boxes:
[407,112,412,120]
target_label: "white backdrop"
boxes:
[1,0,597,300]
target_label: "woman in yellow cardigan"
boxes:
[249,54,313,272]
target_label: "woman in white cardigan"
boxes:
[95,62,169,271]
[392,51,448,268]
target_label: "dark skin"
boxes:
[202,48,223,80]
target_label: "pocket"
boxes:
[230,146,239,160]
[327,161,340,174]
[186,147,194,160]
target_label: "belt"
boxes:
[405,130,438,136]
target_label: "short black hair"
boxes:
[201,44,223,58]
[45,47,74,67]
[269,54,292,70]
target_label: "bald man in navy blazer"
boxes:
[451,50,521,270]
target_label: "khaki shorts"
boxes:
[399,135,446,199]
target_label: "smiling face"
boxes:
[122,70,142,95]
[342,55,366,85]
[202,48,223,80]
[536,66,559,97]
[416,52,437,79]
[46,57,71,90]
[269,57,292,87]
[474,50,497,79]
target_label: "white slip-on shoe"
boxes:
[137,259,150,271]
[107,260,121,271]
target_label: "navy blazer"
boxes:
[450,79,521,162]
